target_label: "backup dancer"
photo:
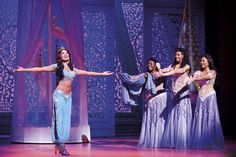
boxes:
[161,48,192,149]
[138,58,167,148]
[191,54,224,149]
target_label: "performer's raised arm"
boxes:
[15,65,56,72]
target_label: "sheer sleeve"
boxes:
[50,64,57,68]
[193,70,201,78]
[73,67,79,73]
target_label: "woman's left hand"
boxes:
[102,71,113,76]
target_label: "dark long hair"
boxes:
[200,53,216,71]
[173,48,190,72]
[55,48,73,85]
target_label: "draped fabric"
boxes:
[138,93,167,147]
[12,0,89,143]
[12,0,51,142]
[59,0,88,126]
[120,73,156,106]
[178,0,201,73]
[191,93,225,149]
[114,0,143,113]
[115,0,139,75]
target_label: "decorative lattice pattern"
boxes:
[0,1,18,112]
[82,11,108,120]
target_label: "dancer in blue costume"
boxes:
[161,48,192,149]
[191,54,224,149]
[16,47,112,156]
[138,58,167,148]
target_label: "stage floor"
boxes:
[0,136,236,157]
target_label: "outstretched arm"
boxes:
[15,65,56,72]
[162,64,190,77]
[75,69,113,76]
[192,70,216,81]
[161,65,173,73]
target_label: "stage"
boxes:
[1,136,236,157]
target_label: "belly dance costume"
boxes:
[138,75,167,148]
[50,64,76,155]
[191,70,224,149]
[161,72,192,149]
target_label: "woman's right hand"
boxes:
[143,72,148,78]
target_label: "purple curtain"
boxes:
[12,0,50,142]
[59,0,88,126]
[12,0,90,143]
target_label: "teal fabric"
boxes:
[50,64,76,81]
[51,89,72,144]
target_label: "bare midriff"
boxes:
[56,79,72,94]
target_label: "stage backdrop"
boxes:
[0,0,204,140]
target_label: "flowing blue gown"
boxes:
[191,70,224,149]
[161,72,192,149]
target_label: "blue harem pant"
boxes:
[52,89,72,144]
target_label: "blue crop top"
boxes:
[51,64,77,81]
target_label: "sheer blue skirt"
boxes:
[161,91,192,149]
[191,92,224,149]
[138,93,167,147]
